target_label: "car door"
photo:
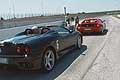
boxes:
[56,27,76,51]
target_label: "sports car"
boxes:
[77,18,106,34]
[0,25,83,72]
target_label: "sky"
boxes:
[0,0,120,15]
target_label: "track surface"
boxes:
[82,16,120,80]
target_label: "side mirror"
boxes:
[69,30,73,33]
[69,28,75,33]
[69,26,75,33]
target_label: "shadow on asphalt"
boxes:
[83,29,108,36]
[0,45,87,80]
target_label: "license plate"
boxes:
[84,28,91,30]
[0,58,8,64]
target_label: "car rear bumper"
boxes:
[0,54,42,70]
[77,27,102,33]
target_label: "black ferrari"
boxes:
[0,25,83,72]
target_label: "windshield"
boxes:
[82,19,98,23]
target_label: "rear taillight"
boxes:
[97,24,100,27]
[16,46,31,54]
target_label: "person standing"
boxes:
[70,17,75,26]
[0,17,4,20]
[75,16,79,27]
[0,17,4,28]
[66,17,70,26]
[68,17,75,31]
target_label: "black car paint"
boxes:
[0,26,82,70]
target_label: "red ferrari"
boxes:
[77,18,106,34]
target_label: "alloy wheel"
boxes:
[44,49,55,71]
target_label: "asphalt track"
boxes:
[0,16,118,80]
[56,16,112,80]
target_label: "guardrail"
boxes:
[0,13,108,29]
[0,16,64,29]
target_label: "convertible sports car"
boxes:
[77,18,106,34]
[0,25,83,72]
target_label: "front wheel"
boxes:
[101,29,104,34]
[41,48,55,72]
[100,26,105,35]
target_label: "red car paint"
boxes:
[77,18,106,34]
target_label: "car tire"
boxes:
[77,36,82,49]
[101,29,104,34]
[41,48,55,72]
[100,27,105,35]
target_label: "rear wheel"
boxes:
[41,48,55,72]
[100,26,105,34]
[101,29,104,34]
